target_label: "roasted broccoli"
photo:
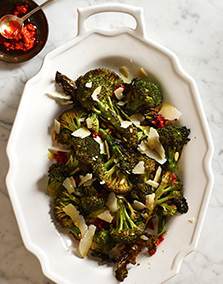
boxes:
[153,171,188,217]
[70,136,102,167]
[91,228,116,254]
[79,185,105,214]
[110,197,146,243]
[47,155,79,195]
[157,124,190,172]
[124,78,163,114]
[53,188,80,228]
[56,107,87,145]
[93,155,132,194]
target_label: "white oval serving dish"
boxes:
[6,4,214,284]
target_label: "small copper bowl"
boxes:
[0,0,48,63]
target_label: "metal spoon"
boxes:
[0,0,55,39]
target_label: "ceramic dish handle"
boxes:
[77,3,146,38]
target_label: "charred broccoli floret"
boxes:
[53,188,80,228]
[57,107,87,145]
[47,155,79,195]
[79,185,105,214]
[124,78,163,114]
[86,112,100,133]
[91,228,116,254]
[70,136,102,167]
[93,155,132,194]
[153,171,188,218]
[110,197,146,243]
[157,125,190,172]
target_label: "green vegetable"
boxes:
[110,197,145,243]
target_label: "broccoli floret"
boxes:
[157,125,190,172]
[91,228,116,254]
[87,112,100,133]
[175,196,189,214]
[158,203,177,217]
[69,136,102,167]
[57,107,87,145]
[75,68,122,112]
[53,188,80,228]
[79,185,105,214]
[147,171,186,224]
[93,155,132,194]
[131,182,153,203]
[110,197,146,243]
[47,155,79,195]
[125,78,163,114]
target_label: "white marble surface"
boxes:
[0,0,222,283]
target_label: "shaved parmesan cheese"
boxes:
[97,210,113,223]
[129,113,145,127]
[85,82,92,88]
[86,117,93,129]
[104,140,110,159]
[189,217,195,223]
[93,136,106,155]
[137,67,148,79]
[119,66,129,78]
[117,100,127,106]
[106,192,118,212]
[145,193,155,211]
[133,200,146,210]
[48,146,70,153]
[79,225,96,258]
[63,204,88,237]
[147,180,159,188]
[138,127,166,164]
[71,126,91,138]
[154,166,162,183]
[114,87,125,100]
[63,176,76,194]
[46,91,71,100]
[159,102,182,120]
[91,86,101,102]
[132,161,145,174]
[79,173,93,187]
[120,120,132,128]
[54,119,60,134]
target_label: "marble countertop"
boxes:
[0,0,222,283]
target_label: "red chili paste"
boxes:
[0,5,37,52]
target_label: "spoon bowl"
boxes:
[0,14,23,39]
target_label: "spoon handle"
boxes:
[22,0,56,21]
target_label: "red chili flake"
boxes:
[91,132,102,138]
[171,173,177,183]
[149,249,156,256]
[107,182,111,187]
[94,218,110,230]
[98,188,105,197]
[151,114,166,128]
[54,152,69,164]
[114,84,125,91]
[155,235,164,246]
[74,175,81,184]
[137,263,140,266]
